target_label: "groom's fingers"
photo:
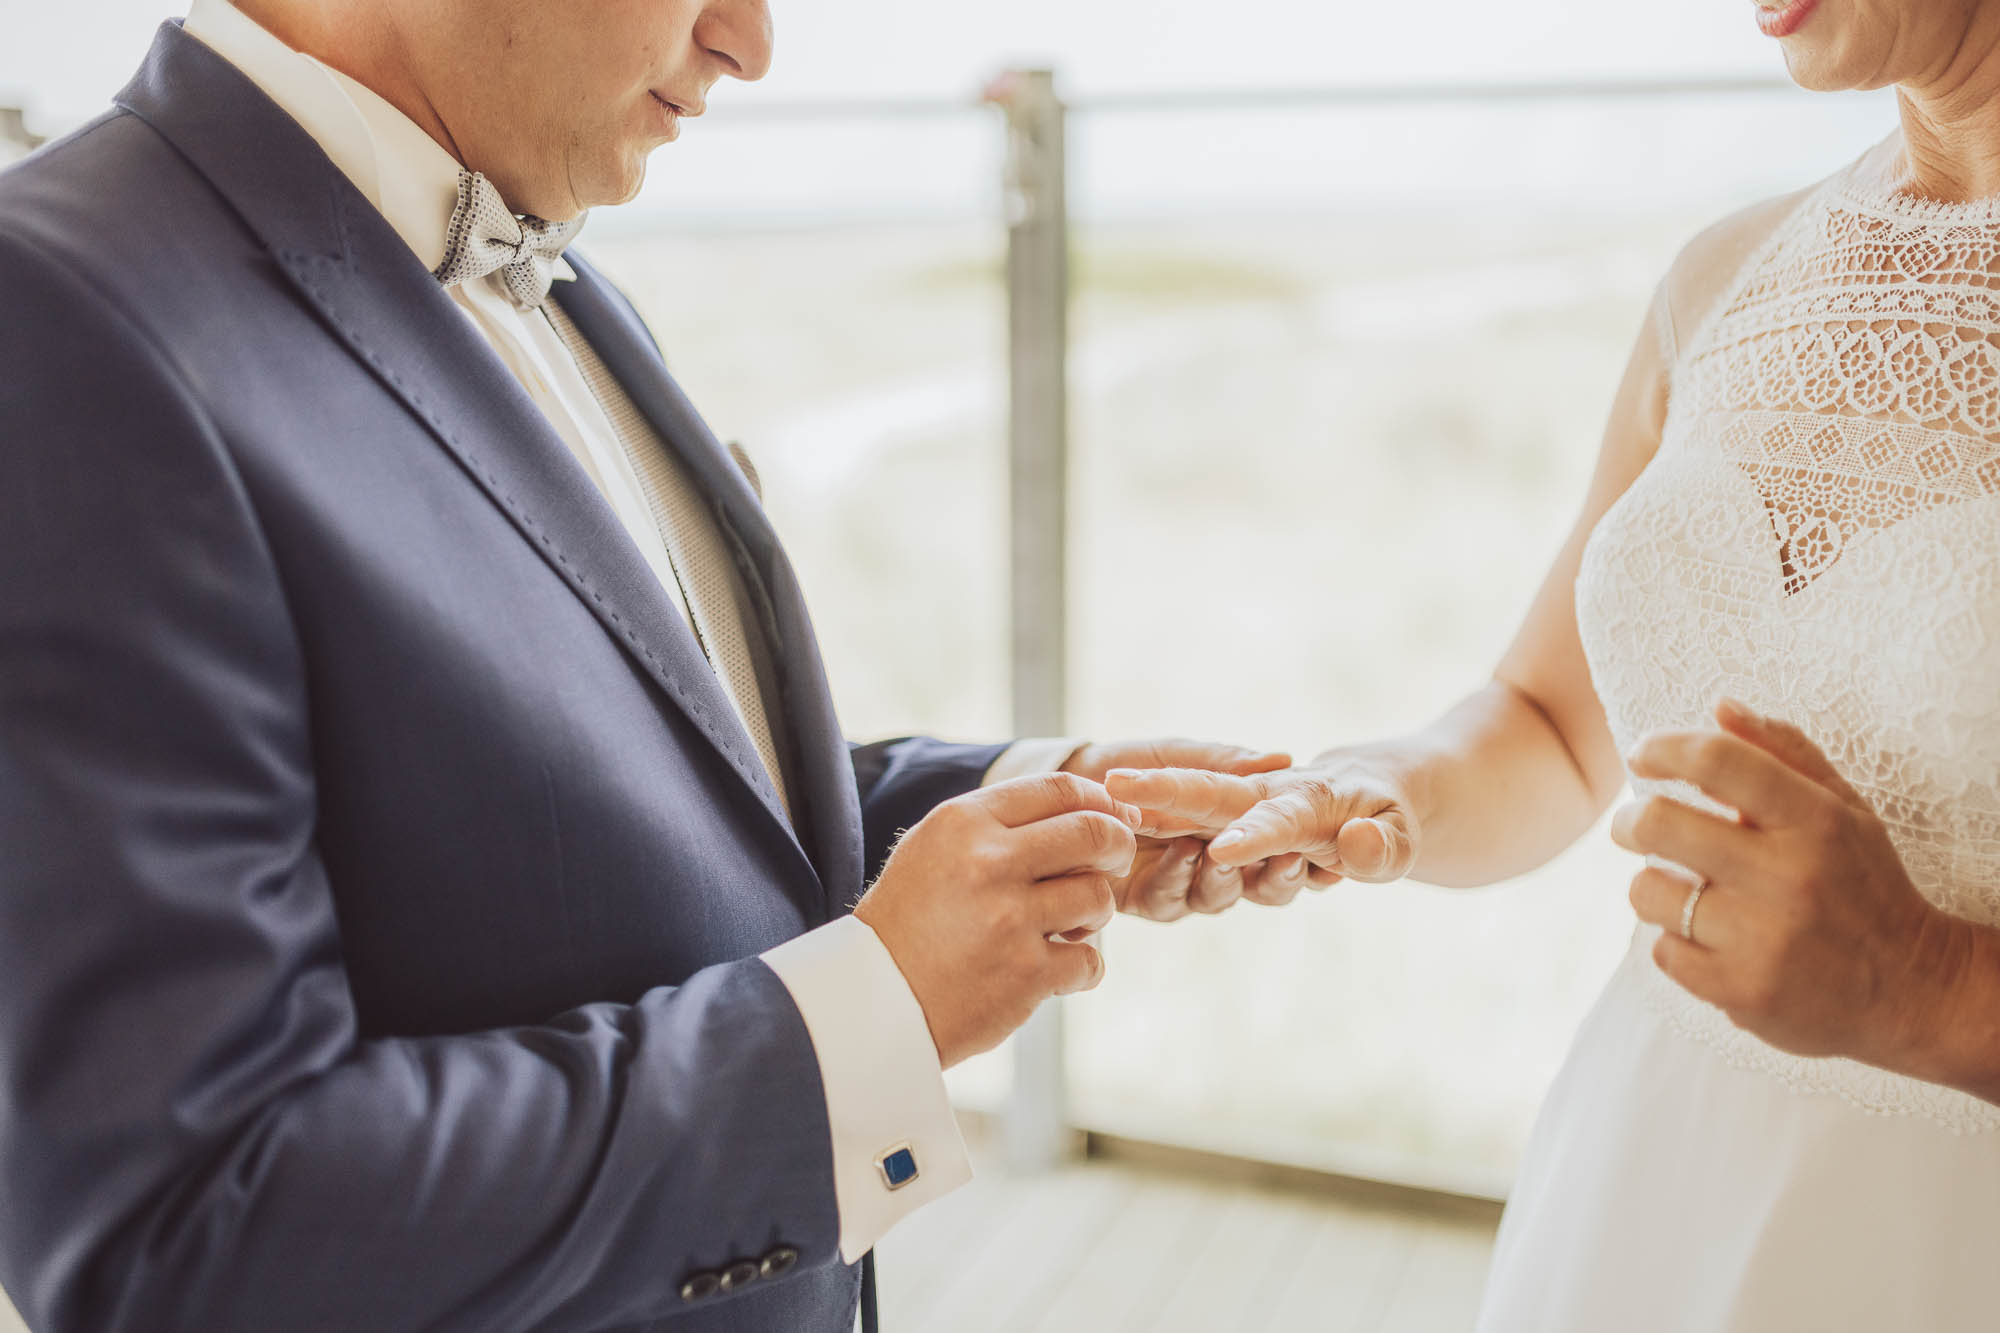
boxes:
[1016,810,1140,879]
[1035,871,1118,938]
[1045,938,1106,996]
[978,771,1143,831]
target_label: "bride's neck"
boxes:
[1894,13,2000,203]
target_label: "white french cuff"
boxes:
[761,914,974,1263]
[982,737,1088,787]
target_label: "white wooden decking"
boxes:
[877,1150,1499,1331]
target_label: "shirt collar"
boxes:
[182,0,573,283]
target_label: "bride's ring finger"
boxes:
[1628,866,1723,948]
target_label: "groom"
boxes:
[0,2,1286,1330]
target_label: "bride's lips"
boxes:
[1755,0,1821,38]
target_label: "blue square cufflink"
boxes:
[875,1142,919,1192]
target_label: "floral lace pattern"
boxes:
[1576,135,2000,1132]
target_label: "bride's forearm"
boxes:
[1318,680,1611,889]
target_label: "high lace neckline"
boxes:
[1832,129,2000,224]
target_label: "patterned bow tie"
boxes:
[432,170,587,311]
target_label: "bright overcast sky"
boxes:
[3,1,1785,127]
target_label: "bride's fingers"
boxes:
[1205,785,1342,867]
[1627,865,1733,949]
[1242,853,1310,907]
[1221,751,1295,776]
[1105,767,1268,833]
[1119,838,1204,922]
[1185,853,1246,915]
[1334,815,1417,882]
[1131,813,1214,839]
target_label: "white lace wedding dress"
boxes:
[1475,131,2000,1331]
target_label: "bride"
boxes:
[1113,0,2000,1326]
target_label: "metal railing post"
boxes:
[989,68,1077,1174]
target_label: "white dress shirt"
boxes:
[183,0,1084,1264]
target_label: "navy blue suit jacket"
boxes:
[0,23,1005,1333]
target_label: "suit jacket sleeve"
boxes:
[848,738,1011,884]
[0,234,841,1331]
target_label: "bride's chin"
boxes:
[1776,20,1909,93]
[1779,45,1873,93]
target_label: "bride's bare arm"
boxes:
[1303,289,1675,887]
[1109,299,1668,891]
[1110,196,1815,906]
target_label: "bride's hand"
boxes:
[1617,698,1967,1071]
[1057,739,1290,923]
[1105,758,1422,919]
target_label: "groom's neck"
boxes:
[230,0,469,169]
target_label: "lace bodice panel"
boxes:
[1575,134,2000,1130]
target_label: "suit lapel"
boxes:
[115,23,822,892]
[555,265,868,914]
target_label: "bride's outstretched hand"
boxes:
[1059,739,1291,926]
[1105,758,1423,920]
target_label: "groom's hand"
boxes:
[1059,739,1290,919]
[855,773,1143,1069]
